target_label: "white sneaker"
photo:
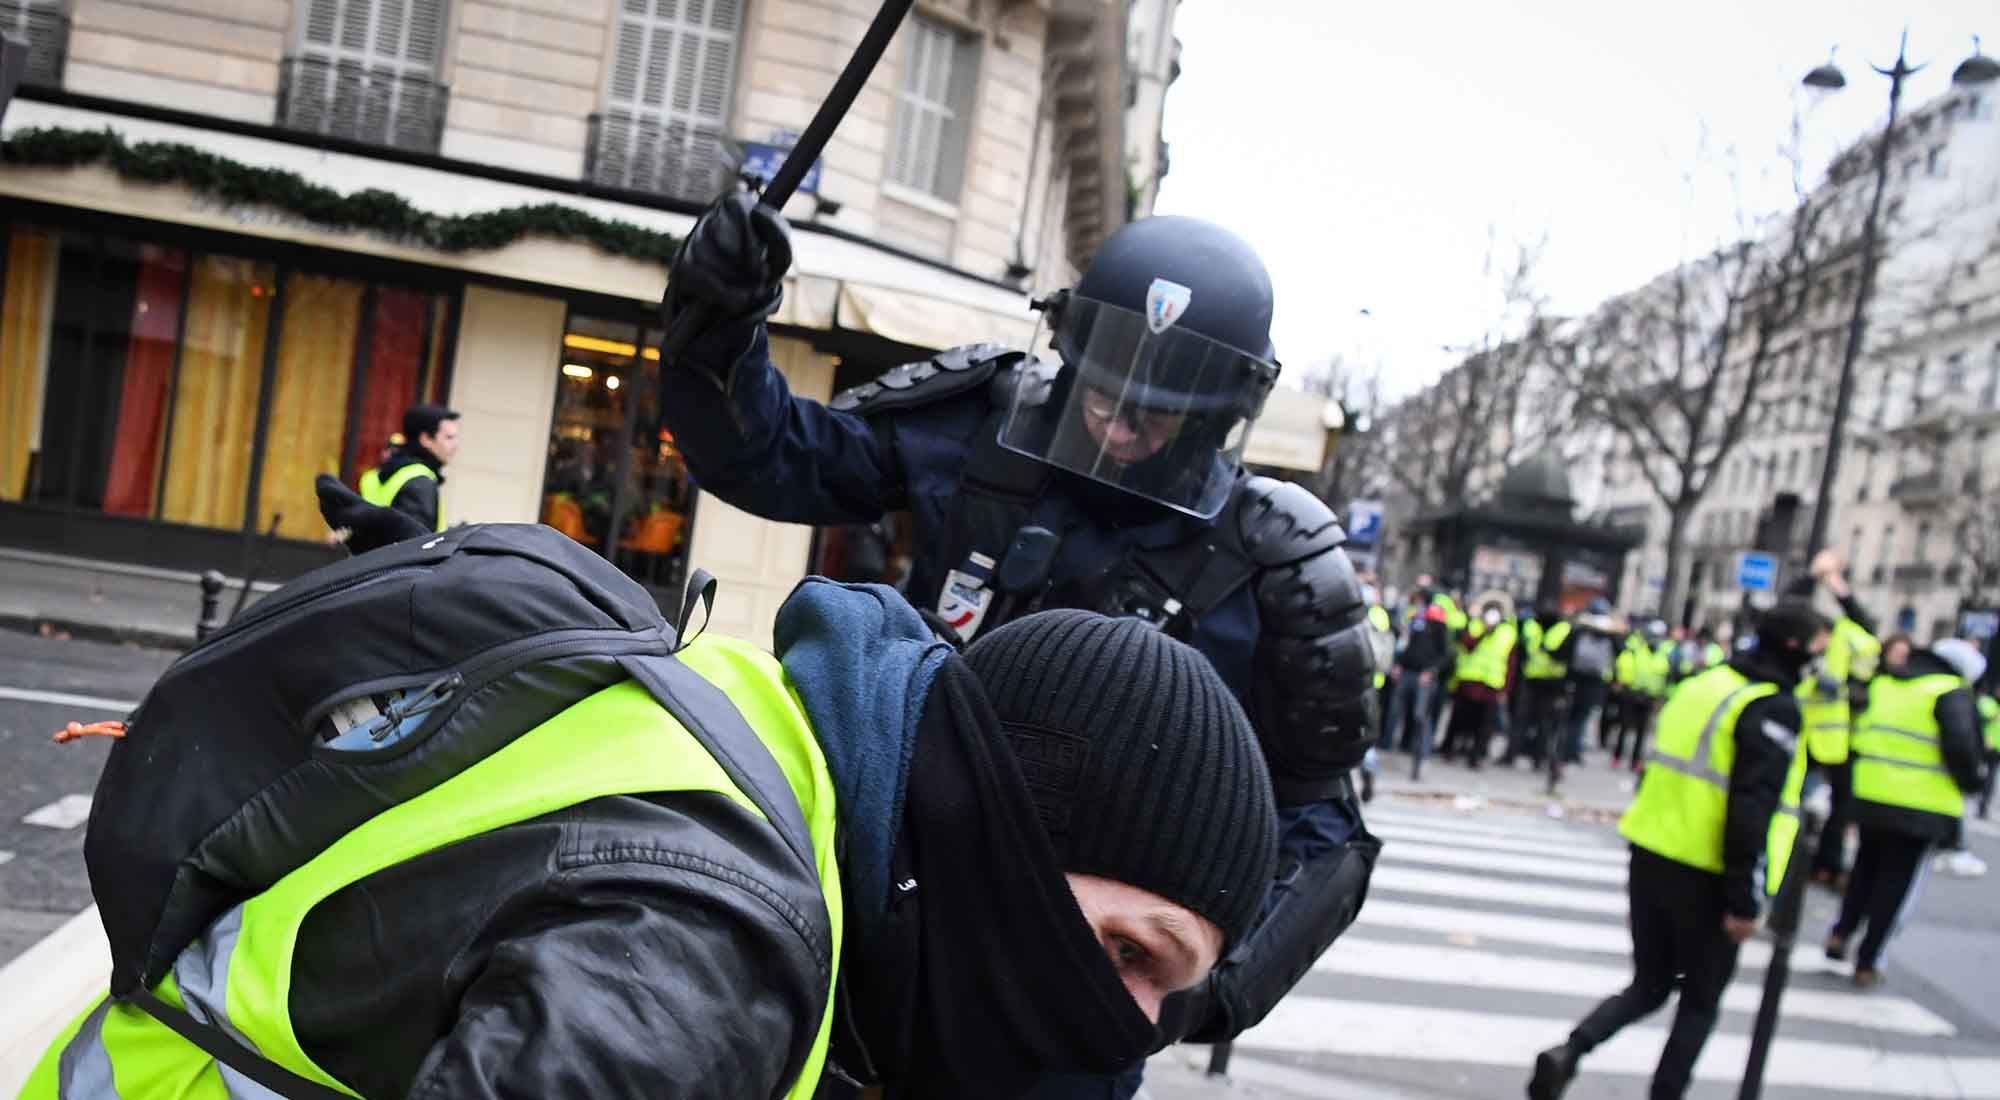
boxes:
[1934,849,1988,878]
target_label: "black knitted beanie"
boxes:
[960,609,1278,948]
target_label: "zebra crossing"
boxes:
[1230,800,2000,1099]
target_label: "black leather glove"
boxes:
[316,475,428,554]
[661,191,793,357]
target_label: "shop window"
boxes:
[542,316,693,601]
[3,230,203,519]
[0,223,457,544]
[343,287,454,482]
[158,256,278,532]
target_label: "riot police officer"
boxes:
[654,193,1380,1097]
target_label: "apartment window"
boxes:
[1945,350,1968,395]
[1784,449,1799,485]
[887,16,980,201]
[588,0,743,201]
[1927,145,1947,176]
[1987,343,2000,408]
[1915,521,1931,564]
[2,0,68,88]
[279,0,450,152]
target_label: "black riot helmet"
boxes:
[999,216,1283,519]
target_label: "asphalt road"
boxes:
[0,630,171,964]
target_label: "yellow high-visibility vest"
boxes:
[358,464,445,531]
[23,638,843,1100]
[1620,664,1807,895]
[1852,673,1966,821]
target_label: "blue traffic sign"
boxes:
[1737,552,1777,592]
[739,141,821,195]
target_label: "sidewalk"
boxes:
[1369,745,1640,821]
[0,548,275,651]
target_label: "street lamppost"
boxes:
[1801,32,1999,558]
[1740,40,2000,1100]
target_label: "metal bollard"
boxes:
[195,570,226,642]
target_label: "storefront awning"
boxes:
[1244,389,1333,473]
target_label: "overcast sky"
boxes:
[1154,0,1995,401]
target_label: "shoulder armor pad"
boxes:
[989,355,1060,409]
[1235,476,1347,566]
[828,342,1023,416]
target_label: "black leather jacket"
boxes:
[291,788,828,1100]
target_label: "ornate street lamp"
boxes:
[1800,32,1998,561]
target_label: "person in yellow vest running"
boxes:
[1528,598,1829,1100]
[1825,637,1988,988]
[27,515,1281,1097]
[358,404,460,532]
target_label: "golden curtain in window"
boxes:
[160,257,274,530]
[258,273,362,540]
[0,230,58,502]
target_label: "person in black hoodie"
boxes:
[1826,637,1987,988]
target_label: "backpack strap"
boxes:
[128,989,350,1100]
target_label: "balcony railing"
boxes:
[1,0,68,89]
[1888,470,1947,505]
[276,54,448,154]
[584,111,728,202]
[1892,562,1938,586]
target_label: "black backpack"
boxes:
[85,523,800,999]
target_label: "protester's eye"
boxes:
[1110,935,1150,970]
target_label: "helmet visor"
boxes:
[999,294,1278,519]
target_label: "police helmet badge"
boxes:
[1146,278,1192,335]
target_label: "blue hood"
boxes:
[774,578,952,926]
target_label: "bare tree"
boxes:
[1553,168,1840,619]
[1370,236,1564,510]
[1294,356,1389,509]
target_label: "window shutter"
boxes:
[592,0,741,200]
[888,17,971,198]
[2,0,70,87]
[282,0,448,151]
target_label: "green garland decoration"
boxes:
[0,126,680,264]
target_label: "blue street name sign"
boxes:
[1737,552,1777,592]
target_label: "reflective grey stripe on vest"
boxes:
[1853,752,1953,777]
[57,999,118,1098]
[55,905,283,1100]
[1646,682,1767,787]
[1862,722,1940,747]
[173,905,286,1099]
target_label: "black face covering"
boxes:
[846,658,1158,1097]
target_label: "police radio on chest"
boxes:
[1099,558,1187,635]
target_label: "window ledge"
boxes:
[881,180,961,220]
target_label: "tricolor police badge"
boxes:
[937,550,998,641]
[1146,278,1192,335]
